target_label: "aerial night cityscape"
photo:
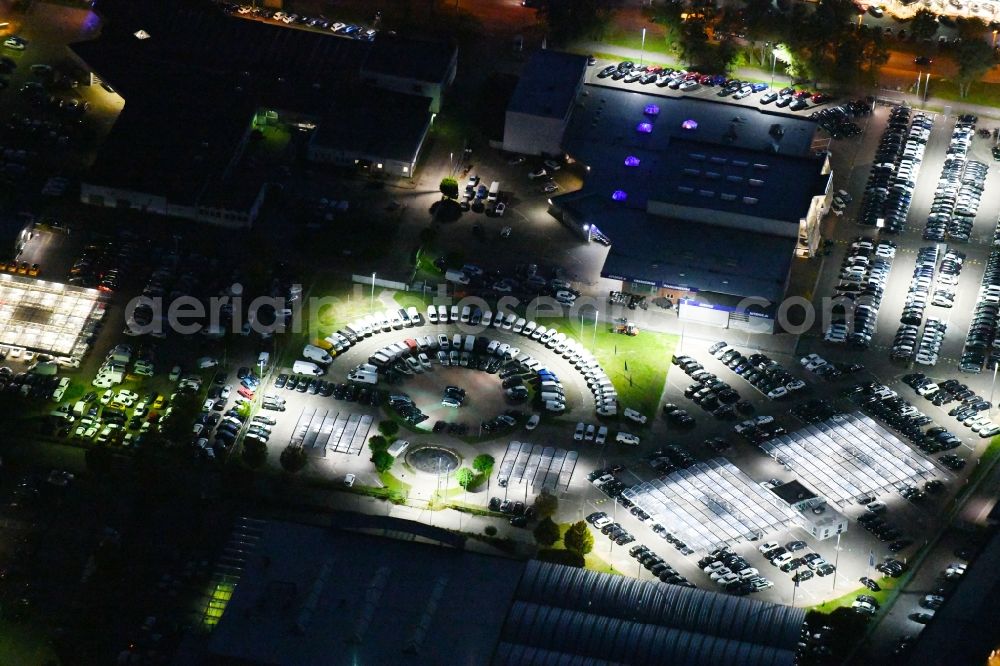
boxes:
[0,0,999,663]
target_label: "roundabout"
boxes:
[400,364,516,429]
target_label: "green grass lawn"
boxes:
[547,321,677,419]
[930,78,1000,108]
[379,470,411,493]
[0,619,58,665]
[602,26,673,57]
[956,435,1000,500]
[810,575,899,613]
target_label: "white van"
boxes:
[427,304,438,324]
[196,356,219,369]
[502,313,516,330]
[293,360,324,376]
[387,439,411,458]
[257,351,270,368]
[482,310,493,326]
[513,317,526,333]
[487,181,500,202]
[302,344,333,365]
[461,306,471,323]
[450,305,459,323]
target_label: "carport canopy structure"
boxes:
[623,459,799,553]
[497,441,578,492]
[759,412,938,505]
[290,406,372,457]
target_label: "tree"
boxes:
[533,516,560,546]
[371,449,394,474]
[242,437,268,469]
[159,392,202,445]
[439,177,459,200]
[368,434,388,452]
[908,8,939,42]
[236,400,252,419]
[279,445,308,473]
[955,39,994,97]
[472,454,495,474]
[533,490,559,518]
[378,420,399,438]
[538,0,613,45]
[562,520,594,555]
[454,467,474,489]
[955,16,988,42]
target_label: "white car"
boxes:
[543,182,559,194]
[767,386,789,399]
[595,426,608,445]
[344,473,356,487]
[616,432,640,446]
[800,353,823,367]
[584,424,596,441]
[623,408,647,425]
[494,202,506,217]
[528,168,547,180]
[573,422,586,441]
[3,37,26,50]
[525,414,540,430]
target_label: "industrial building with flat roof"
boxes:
[502,50,588,156]
[72,0,456,226]
[542,83,832,331]
[203,517,806,666]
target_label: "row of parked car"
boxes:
[904,373,1000,438]
[757,540,835,582]
[810,98,872,139]
[959,245,1000,373]
[923,119,987,242]
[583,510,636,546]
[698,548,774,595]
[672,352,752,419]
[891,246,940,362]
[858,106,931,232]
[825,237,895,347]
[219,2,377,40]
[708,342,804,399]
[628,543,695,588]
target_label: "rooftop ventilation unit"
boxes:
[732,159,749,167]
[748,178,765,187]
[726,175,743,183]
[689,153,706,161]
[752,163,770,170]
[705,171,720,179]
[720,193,737,201]
[710,156,727,165]
[698,190,715,197]
[678,186,695,193]
[682,168,700,176]
[742,196,759,205]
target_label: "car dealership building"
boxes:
[543,84,832,332]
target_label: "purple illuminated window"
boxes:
[612,190,628,201]
[644,104,660,116]
[624,155,640,167]
[682,119,699,130]
[636,122,653,134]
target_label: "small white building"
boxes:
[770,480,848,541]
[503,50,588,157]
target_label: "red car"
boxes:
[238,386,255,400]
[645,65,661,74]
[794,90,812,100]
[698,74,713,85]
[811,93,830,104]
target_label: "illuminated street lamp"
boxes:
[370,272,376,312]
[639,28,646,67]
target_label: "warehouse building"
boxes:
[204,518,806,666]
[72,0,451,226]
[360,35,458,113]
[548,85,831,332]
[502,50,588,157]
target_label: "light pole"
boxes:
[831,531,842,592]
[370,272,376,312]
[640,28,646,67]
[769,49,777,90]
[989,361,998,411]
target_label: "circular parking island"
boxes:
[406,445,461,475]
[401,365,515,426]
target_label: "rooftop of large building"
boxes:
[207,518,807,666]
[361,35,457,83]
[311,88,432,164]
[556,192,797,302]
[507,49,588,119]
[562,86,827,226]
